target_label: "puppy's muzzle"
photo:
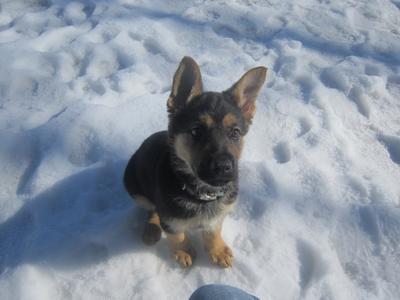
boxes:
[199,153,236,186]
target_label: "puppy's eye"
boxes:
[229,127,241,140]
[190,126,203,139]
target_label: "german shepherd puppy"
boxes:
[124,57,266,268]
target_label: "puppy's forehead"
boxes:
[191,92,241,126]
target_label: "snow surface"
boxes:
[0,0,400,299]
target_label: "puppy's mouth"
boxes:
[201,176,234,187]
[197,168,236,186]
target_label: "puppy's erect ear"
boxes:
[167,57,202,112]
[226,67,267,123]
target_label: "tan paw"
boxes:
[208,245,233,268]
[173,248,196,268]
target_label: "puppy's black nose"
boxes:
[212,156,234,175]
[200,154,235,186]
[219,159,233,173]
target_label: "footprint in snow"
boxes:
[236,163,277,220]
[386,75,400,97]
[348,86,370,118]
[100,27,121,43]
[273,55,298,79]
[320,67,349,93]
[377,133,400,165]
[63,2,96,25]
[296,75,316,103]
[364,64,380,76]
[357,206,380,255]
[297,116,313,137]
[296,239,328,294]
[81,46,120,79]
[128,33,172,62]
[89,80,106,95]
[343,262,378,293]
[273,141,291,164]
[143,38,163,56]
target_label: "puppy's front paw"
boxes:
[173,248,196,268]
[167,233,197,267]
[208,245,233,268]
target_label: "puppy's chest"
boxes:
[169,198,235,232]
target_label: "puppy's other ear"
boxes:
[167,57,202,112]
[226,67,267,123]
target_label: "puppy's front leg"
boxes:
[203,222,233,268]
[166,232,196,267]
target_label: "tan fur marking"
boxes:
[133,194,155,210]
[174,134,193,167]
[148,211,160,226]
[172,65,185,96]
[167,232,186,244]
[168,202,235,233]
[227,140,243,159]
[166,232,197,267]
[203,221,233,268]
[200,114,215,127]
[222,113,237,128]
[167,96,174,111]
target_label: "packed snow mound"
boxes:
[0,1,399,299]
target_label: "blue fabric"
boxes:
[189,284,259,300]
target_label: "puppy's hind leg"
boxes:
[142,211,162,245]
[133,195,162,245]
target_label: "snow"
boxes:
[0,0,399,299]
